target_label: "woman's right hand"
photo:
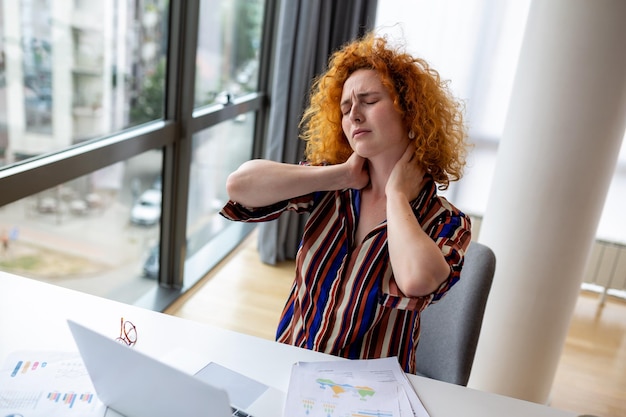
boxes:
[343,151,370,190]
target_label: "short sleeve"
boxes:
[219,194,316,223]
[428,210,472,304]
[378,190,472,311]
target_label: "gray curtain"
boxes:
[257,0,378,264]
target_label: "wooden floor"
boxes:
[166,230,626,417]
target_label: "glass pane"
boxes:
[0,150,163,303]
[0,1,169,168]
[185,112,255,279]
[195,0,265,107]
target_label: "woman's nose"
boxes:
[349,103,363,123]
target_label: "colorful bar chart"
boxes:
[1,350,106,416]
[47,391,94,409]
[10,359,48,377]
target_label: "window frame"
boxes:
[0,0,277,311]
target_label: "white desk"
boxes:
[0,271,578,417]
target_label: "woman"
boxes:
[220,33,472,373]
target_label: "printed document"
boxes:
[0,350,106,417]
[283,356,430,417]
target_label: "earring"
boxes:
[408,130,415,139]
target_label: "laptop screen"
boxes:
[67,320,232,417]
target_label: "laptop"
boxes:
[67,319,285,417]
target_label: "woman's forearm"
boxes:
[386,191,450,297]
[225,159,361,207]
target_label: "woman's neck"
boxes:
[365,158,393,197]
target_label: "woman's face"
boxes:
[340,69,408,160]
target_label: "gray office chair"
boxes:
[414,241,496,386]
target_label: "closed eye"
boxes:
[340,92,382,116]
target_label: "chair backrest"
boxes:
[414,241,496,386]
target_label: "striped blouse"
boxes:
[219,178,472,373]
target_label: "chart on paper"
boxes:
[283,357,430,417]
[0,351,106,417]
[294,375,400,417]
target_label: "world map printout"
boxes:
[283,356,429,417]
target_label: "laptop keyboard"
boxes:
[231,406,252,417]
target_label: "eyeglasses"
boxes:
[116,317,137,347]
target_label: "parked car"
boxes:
[142,245,159,279]
[130,189,162,226]
[152,175,162,190]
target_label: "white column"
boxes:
[468,0,626,404]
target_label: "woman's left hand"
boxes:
[385,143,450,297]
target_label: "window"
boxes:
[194,0,264,108]
[0,1,169,167]
[184,113,257,283]
[0,151,162,303]
[0,1,273,310]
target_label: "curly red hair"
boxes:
[300,33,469,189]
